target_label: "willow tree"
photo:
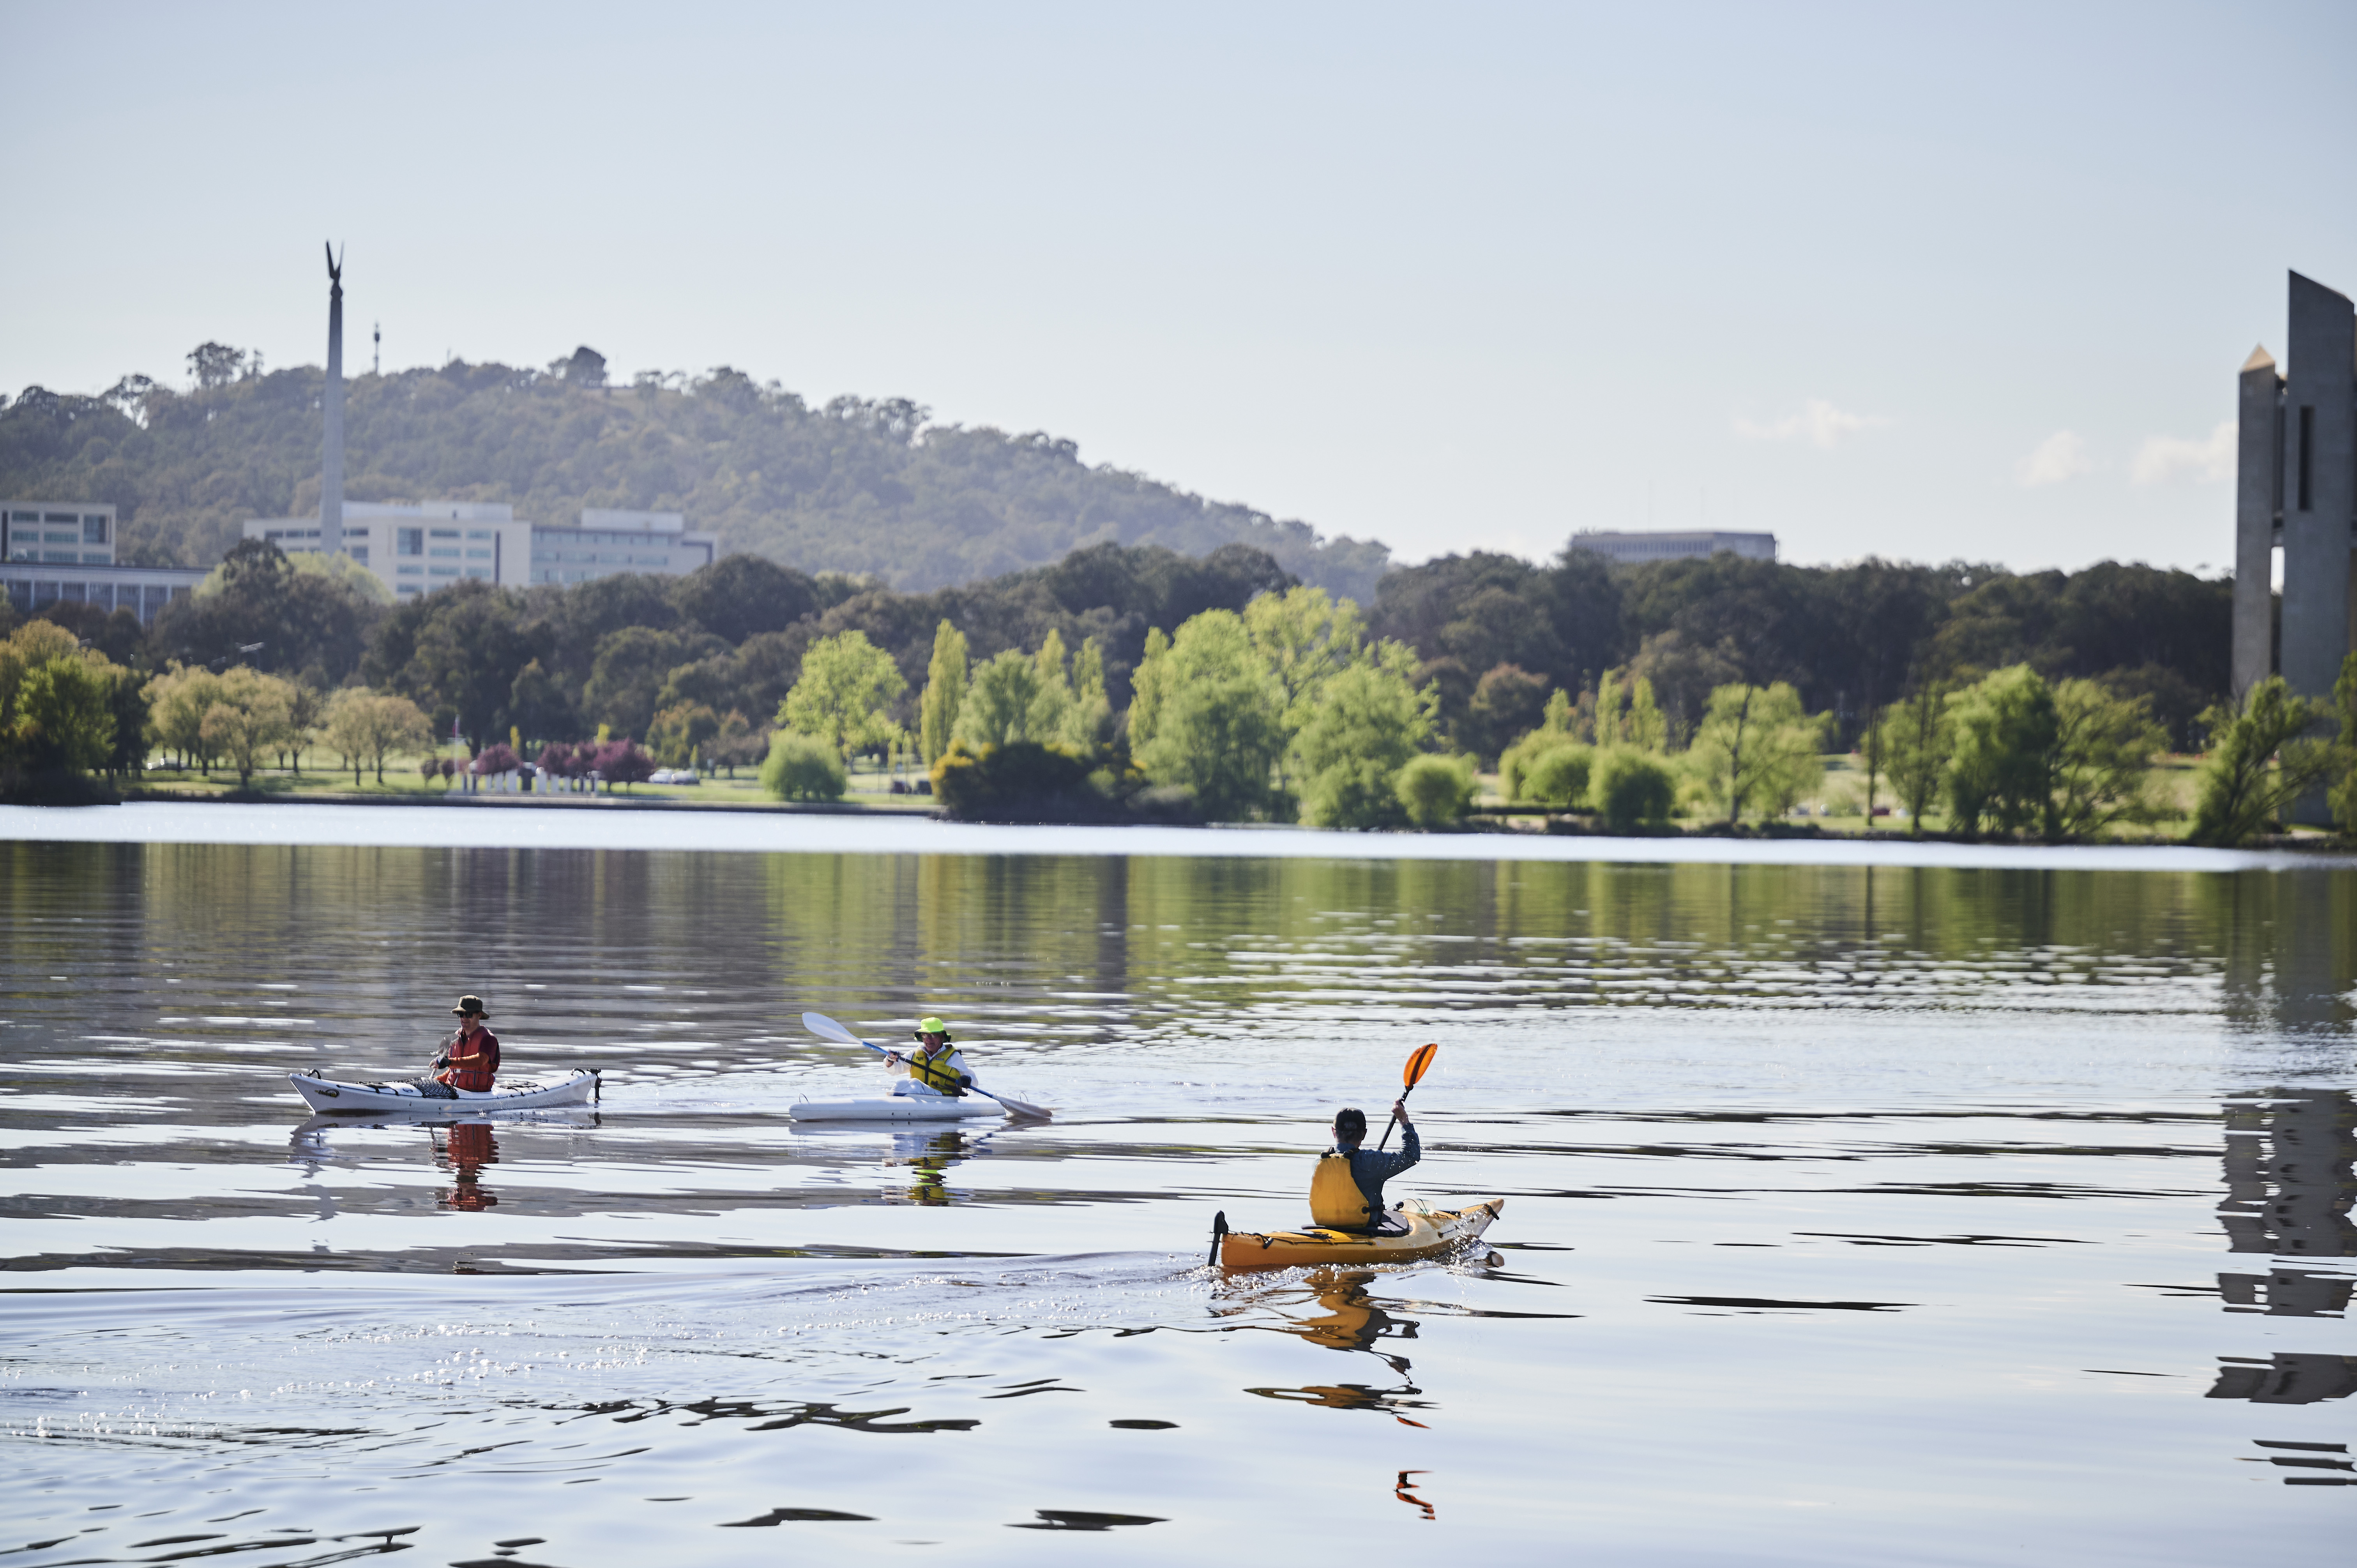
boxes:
[918,620,969,766]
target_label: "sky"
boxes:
[4,2,2352,574]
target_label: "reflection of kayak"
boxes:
[1219,1198,1504,1270]
[788,1095,1002,1123]
[290,1070,600,1115]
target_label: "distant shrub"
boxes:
[1521,744,1593,808]
[1594,748,1676,831]
[1395,754,1478,828]
[471,742,520,775]
[761,731,847,802]
[590,738,656,791]
[931,739,1097,821]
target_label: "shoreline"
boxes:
[5,797,2351,871]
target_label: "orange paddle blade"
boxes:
[1402,1043,1439,1089]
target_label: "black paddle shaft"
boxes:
[1376,1084,1419,1152]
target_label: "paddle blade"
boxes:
[802,1012,860,1044]
[1402,1043,1439,1089]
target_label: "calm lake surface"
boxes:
[2,809,2352,1564]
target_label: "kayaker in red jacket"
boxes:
[434,996,501,1093]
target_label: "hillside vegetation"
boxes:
[0,348,1389,597]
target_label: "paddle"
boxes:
[801,1012,1053,1121]
[1374,1043,1438,1152]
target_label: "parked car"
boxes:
[648,768,701,786]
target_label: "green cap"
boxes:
[915,1016,949,1037]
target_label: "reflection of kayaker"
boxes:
[882,1017,972,1099]
[434,1122,499,1211]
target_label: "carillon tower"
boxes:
[321,243,345,560]
[2233,271,2357,822]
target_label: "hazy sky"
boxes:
[5,2,2352,573]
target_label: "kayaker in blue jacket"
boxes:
[1319,1100,1419,1230]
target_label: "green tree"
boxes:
[322,689,433,784]
[1882,683,1955,837]
[2188,677,2339,846]
[955,650,1051,746]
[1521,743,1593,807]
[197,667,300,788]
[2045,678,2164,841]
[648,701,723,768]
[1291,661,1433,829]
[1131,611,1286,821]
[761,731,848,801]
[385,582,544,751]
[1594,749,1677,831]
[1689,682,1823,826]
[1245,586,1368,796]
[141,662,230,773]
[1946,665,2058,838]
[12,655,118,776]
[918,620,969,766]
[780,630,906,759]
[1396,753,1478,828]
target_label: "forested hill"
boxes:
[0,351,1390,597]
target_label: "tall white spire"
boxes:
[322,243,345,560]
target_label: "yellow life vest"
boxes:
[908,1046,965,1095]
[1309,1151,1372,1229]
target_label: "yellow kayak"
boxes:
[1215,1197,1504,1270]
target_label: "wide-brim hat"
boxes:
[913,1016,951,1039]
[452,995,488,1017]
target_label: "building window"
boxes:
[466,547,492,560]
[465,567,490,579]
[397,565,423,576]
[398,528,422,556]
[429,546,459,558]
[467,529,493,540]
[44,550,78,563]
[349,546,369,565]
[82,516,109,544]
[82,552,109,565]
[429,528,459,539]
[2299,405,2315,512]
[46,530,79,544]
[43,512,76,524]
[429,565,458,577]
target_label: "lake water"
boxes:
[2,807,2352,1564]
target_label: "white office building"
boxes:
[2,501,208,625]
[530,510,717,586]
[246,503,717,600]
[5,500,117,565]
[1568,530,1777,564]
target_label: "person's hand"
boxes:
[885,1051,903,1065]
[433,1056,450,1068]
[1392,1097,1412,1124]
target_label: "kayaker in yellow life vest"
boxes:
[883,1017,973,1098]
[1308,1100,1420,1233]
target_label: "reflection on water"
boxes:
[4,840,2356,1557]
[434,1123,500,1211]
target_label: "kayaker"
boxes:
[883,1017,972,1098]
[1309,1100,1420,1232]
[431,996,500,1095]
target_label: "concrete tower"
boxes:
[2237,270,2357,823]
[321,243,345,561]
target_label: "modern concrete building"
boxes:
[2,500,207,625]
[244,504,718,599]
[529,510,718,586]
[245,502,532,599]
[4,500,117,566]
[1568,529,1777,565]
[2232,272,2357,823]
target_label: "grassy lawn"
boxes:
[129,745,937,811]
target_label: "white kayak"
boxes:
[290,1069,601,1115]
[787,1094,1003,1123]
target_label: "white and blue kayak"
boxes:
[290,1069,601,1115]
[787,1093,1004,1123]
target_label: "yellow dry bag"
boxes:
[1309,1152,1372,1229]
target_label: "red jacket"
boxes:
[440,1026,500,1092]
